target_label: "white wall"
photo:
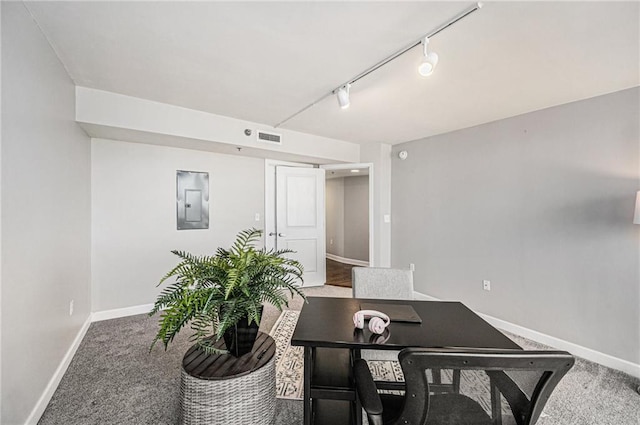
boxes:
[1,3,92,423]
[91,138,265,312]
[325,178,345,257]
[392,88,640,368]
[361,143,392,267]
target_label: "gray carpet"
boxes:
[39,285,639,424]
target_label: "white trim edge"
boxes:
[92,303,154,322]
[479,312,640,379]
[412,291,440,301]
[326,253,369,267]
[413,291,640,378]
[25,315,92,425]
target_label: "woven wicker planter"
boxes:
[180,334,276,425]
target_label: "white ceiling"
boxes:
[26,1,639,145]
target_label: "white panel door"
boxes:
[276,166,326,286]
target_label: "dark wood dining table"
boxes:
[290,296,522,425]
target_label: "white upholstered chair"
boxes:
[352,267,414,362]
[352,267,414,300]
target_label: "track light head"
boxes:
[418,37,439,77]
[419,52,439,76]
[336,84,351,109]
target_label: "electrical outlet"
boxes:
[254,213,260,221]
[69,300,74,316]
[410,263,415,271]
[330,239,333,245]
[483,280,491,291]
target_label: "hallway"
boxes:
[325,258,354,288]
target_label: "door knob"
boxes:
[268,232,277,236]
[278,233,286,237]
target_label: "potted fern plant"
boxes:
[150,228,304,357]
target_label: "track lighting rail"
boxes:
[273,2,483,129]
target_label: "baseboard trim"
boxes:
[413,291,640,378]
[412,291,439,301]
[25,315,92,425]
[326,253,369,267]
[91,303,154,322]
[479,312,640,378]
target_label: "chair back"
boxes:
[352,267,414,300]
[397,348,575,425]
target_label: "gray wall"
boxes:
[326,176,370,262]
[392,87,639,364]
[344,176,369,262]
[325,178,345,257]
[1,3,92,423]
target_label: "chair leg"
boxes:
[431,368,442,385]
[431,368,460,394]
[490,376,503,425]
[452,369,461,394]
[352,349,363,425]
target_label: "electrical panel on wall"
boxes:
[176,170,209,230]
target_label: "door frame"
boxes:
[321,163,375,267]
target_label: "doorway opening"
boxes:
[265,160,374,288]
[322,163,374,288]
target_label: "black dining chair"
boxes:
[354,348,575,425]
